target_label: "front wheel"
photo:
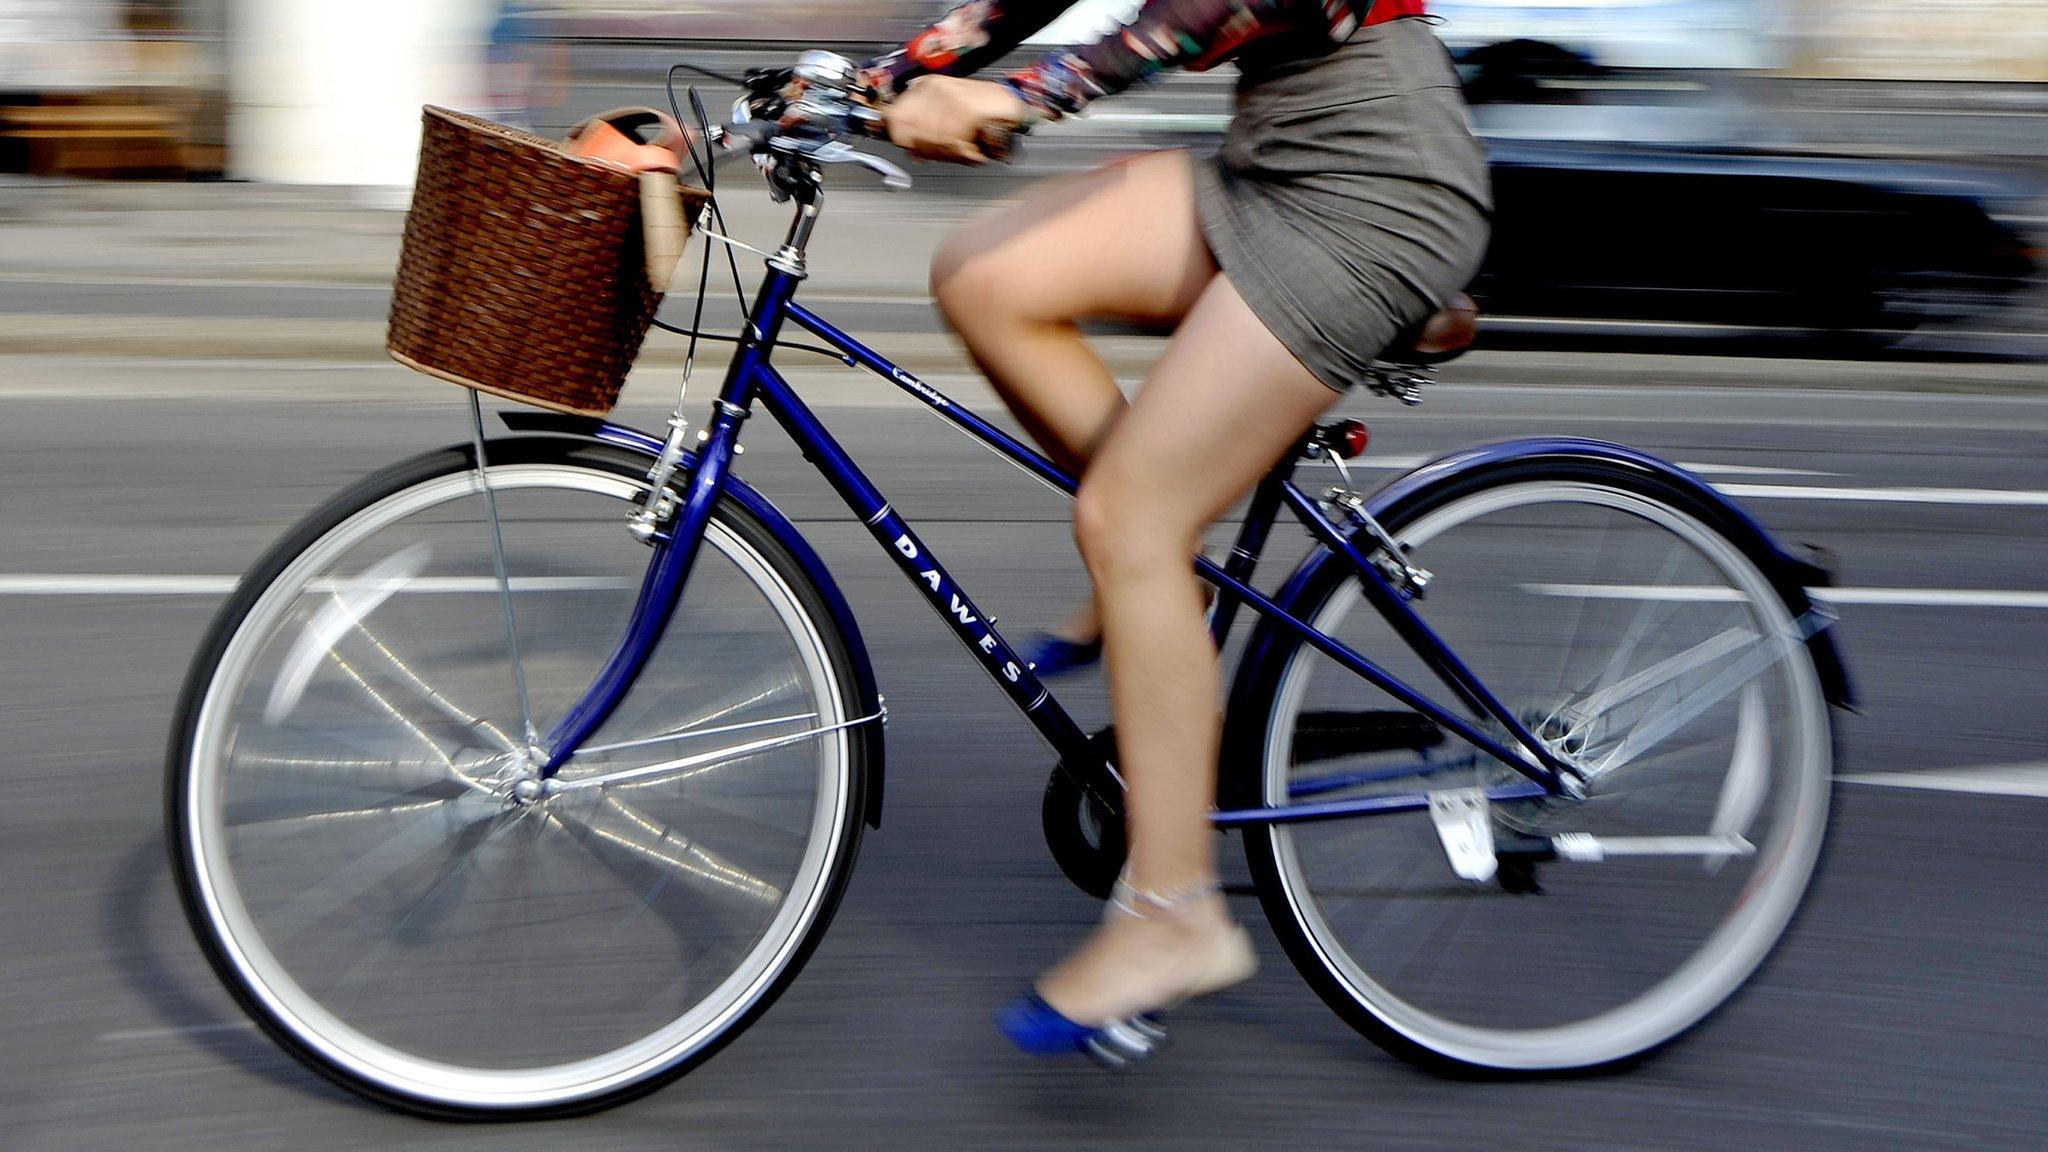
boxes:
[1234,460,1835,1073]
[167,438,872,1117]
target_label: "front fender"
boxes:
[500,411,891,828]
[1238,437,1853,716]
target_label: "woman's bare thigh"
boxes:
[932,149,1216,327]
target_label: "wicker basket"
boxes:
[388,106,701,415]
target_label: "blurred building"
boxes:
[0,0,222,176]
[1794,1,2048,82]
[0,0,2044,184]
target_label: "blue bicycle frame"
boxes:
[530,258,1577,825]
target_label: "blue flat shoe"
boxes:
[1021,633,1102,678]
[996,991,1166,1069]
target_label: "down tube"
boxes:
[751,363,1101,769]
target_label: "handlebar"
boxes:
[704,49,1032,194]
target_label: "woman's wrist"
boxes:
[858,51,918,104]
[1002,57,1093,119]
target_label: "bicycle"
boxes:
[166,53,1851,1118]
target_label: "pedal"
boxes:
[1427,788,1497,883]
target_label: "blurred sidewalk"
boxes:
[0,167,2043,392]
[0,174,994,369]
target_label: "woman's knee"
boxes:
[930,225,1019,331]
[1073,468,1195,583]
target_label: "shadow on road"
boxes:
[99,834,377,1112]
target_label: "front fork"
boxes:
[535,271,802,776]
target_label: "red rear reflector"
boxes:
[1338,420,1369,459]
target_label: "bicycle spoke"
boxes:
[1566,621,1758,729]
[318,650,464,771]
[574,710,818,758]
[226,778,480,847]
[339,613,520,753]
[543,793,783,905]
[319,808,544,996]
[1579,540,1692,706]
[551,713,874,796]
[265,543,432,725]
[1589,614,1820,778]
[1544,514,1617,704]
[254,791,505,947]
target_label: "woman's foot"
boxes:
[1020,631,1103,678]
[1021,586,1218,680]
[1021,600,1105,678]
[997,877,1256,1065]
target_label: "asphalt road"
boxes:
[3,359,2048,1151]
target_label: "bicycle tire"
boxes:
[166,437,873,1118]
[1227,456,1838,1075]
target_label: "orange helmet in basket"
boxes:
[565,107,690,173]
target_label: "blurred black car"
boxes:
[1476,138,2040,347]
[1460,41,2043,347]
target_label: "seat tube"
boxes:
[1209,470,1289,644]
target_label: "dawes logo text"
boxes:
[893,533,1021,683]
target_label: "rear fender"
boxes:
[500,411,890,827]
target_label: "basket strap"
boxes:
[640,171,688,293]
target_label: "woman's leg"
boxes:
[931,149,1215,473]
[932,152,1215,644]
[1037,272,1344,1023]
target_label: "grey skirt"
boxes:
[1195,17,1492,391]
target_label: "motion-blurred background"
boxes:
[3,2,2046,1150]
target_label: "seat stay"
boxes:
[1277,480,1573,783]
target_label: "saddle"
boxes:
[1381,293,1479,366]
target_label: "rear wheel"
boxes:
[167,439,871,1117]
[1236,462,1834,1072]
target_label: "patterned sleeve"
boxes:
[863,0,1074,102]
[1006,0,1305,116]
[868,0,1314,118]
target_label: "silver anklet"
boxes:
[1110,874,1221,920]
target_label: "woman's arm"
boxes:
[1006,0,1303,116]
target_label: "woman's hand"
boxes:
[882,75,1032,165]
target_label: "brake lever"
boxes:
[768,136,911,190]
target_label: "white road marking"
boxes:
[1524,584,2048,609]
[0,575,235,596]
[1838,762,2048,799]
[0,575,632,596]
[99,1021,258,1044]
[1680,463,1836,478]
[1719,484,2048,507]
